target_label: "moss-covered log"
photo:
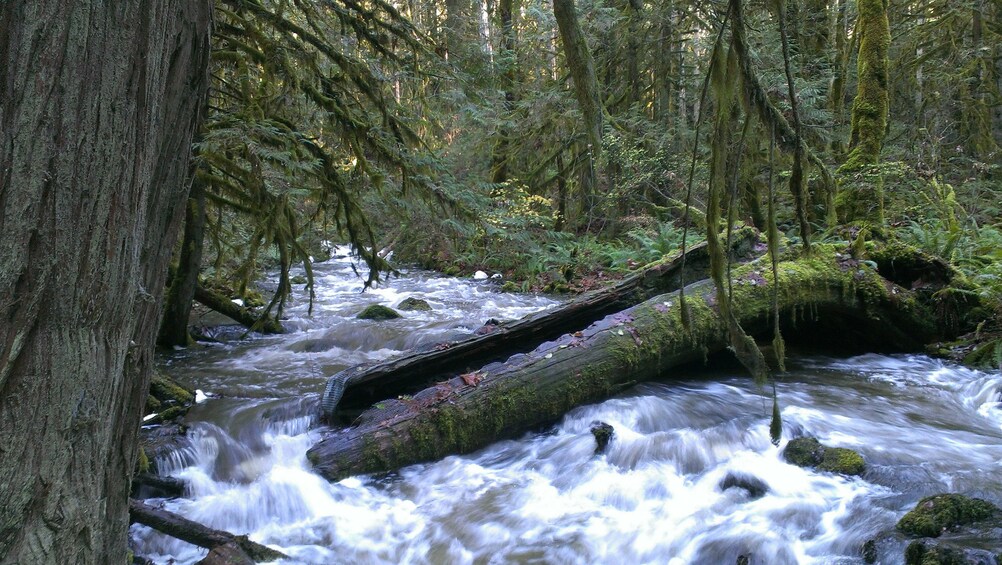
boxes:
[193,284,284,335]
[321,231,758,417]
[308,247,942,480]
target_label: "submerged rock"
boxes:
[719,472,769,499]
[590,421,614,454]
[818,447,866,476]
[861,539,878,564]
[783,437,825,467]
[782,436,865,476]
[905,539,1000,565]
[897,494,1000,538]
[398,297,432,311]
[356,304,402,320]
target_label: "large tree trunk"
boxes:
[307,248,945,480]
[0,2,211,563]
[835,0,890,224]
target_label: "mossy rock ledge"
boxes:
[897,494,1000,538]
[398,297,432,312]
[782,437,866,476]
[357,304,403,320]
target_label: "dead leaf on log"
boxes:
[460,371,484,387]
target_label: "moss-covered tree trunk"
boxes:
[159,176,208,348]
[308,248,942,480]
[0,2,210,562]
[553,0,603,224]
[835,0,890,224]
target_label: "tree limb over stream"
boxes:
[308,245,958,481]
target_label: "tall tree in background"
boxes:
[554,0,604,225]
[0,2,210,562]
[836,0,890,224]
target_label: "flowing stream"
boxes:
[132,250,1002,564]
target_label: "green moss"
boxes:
[818,447,866,476]
[398,297,432,311]
[784,437,865,476]
[897,494,999,538]
[136,447,150,474]
[784,437,825,467]
[157,406,187,422]
[290,275,308,285]
[144,394,162,414]
[149,371,194,405]
[356,304,402,320]
[500,281,520,293]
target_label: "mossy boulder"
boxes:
[783,437,866,476]
[783,437,826,467]
[818,447,866,476]
[897,494,1000,538]
[398,297,432,312]
[357,304,402,320]
[905,539,1000,565]
[291,275,308,285]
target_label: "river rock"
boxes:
[291,275,308,284]
[356,304,402,320]
[897,494,1000,538]
[905,539,1001,565]
[719,472,769,499]
[782,436,865,476]
[590,421,614,454]
[398,297,432,311]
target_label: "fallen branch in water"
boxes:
[129,499,287,564]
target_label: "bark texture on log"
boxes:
[0,2,211,563]
[322,231,759,417]
[308,248,939,480]
[194,284,284,334]
[129,499,286,563]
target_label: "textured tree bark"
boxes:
[159,176,208,348]
[835,0,890,224]
[0,2,211,563]
[308,249,943,480]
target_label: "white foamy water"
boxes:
[133,253,1002,564]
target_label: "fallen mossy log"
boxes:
[194,284,284,335]
[308,248,941,480]
[129,499,286,563]
[321,229,759,417]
